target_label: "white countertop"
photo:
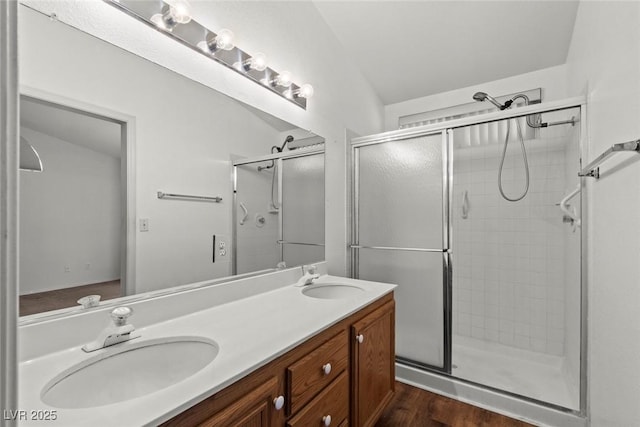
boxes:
[18,275,395,426]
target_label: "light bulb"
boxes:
[150,13,171,30]
[215,29,235,50]
[298,83,314,99]
[151,0,191,31]
[249,53,267,71]
[237,52,268,72]
[197,29,235,54]
[167,0,192,24]
[284,84,314,100]
[275,71,292,88]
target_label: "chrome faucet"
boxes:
[82,306,140,352]
[295,264,320,287]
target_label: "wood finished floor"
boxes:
[19,280,121,316]
[375,382,534,427]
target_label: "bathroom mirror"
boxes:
[18,5,325,318]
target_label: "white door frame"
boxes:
[1,1,19,425]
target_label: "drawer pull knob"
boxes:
[322,363,332,375]
[356,334,364,344]
[273,395,285,411]
[322,415,332,426]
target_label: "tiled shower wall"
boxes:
[452,119,574,356]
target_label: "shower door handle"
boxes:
[461,190,469,219]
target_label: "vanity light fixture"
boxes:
[104,0,312,109]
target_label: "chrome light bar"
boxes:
[104,0,309,109]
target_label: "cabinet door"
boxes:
[351,301,395,427]
[199,376,280,427]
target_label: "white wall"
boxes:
[19,127,120,294]
[384,65,568,131]
[19,7,285,294]
[565,2,640,426]
[21,0,386,277]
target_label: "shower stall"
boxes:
[233,149,325,274]
[351,98,585,414]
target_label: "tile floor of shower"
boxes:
[451,334,579,410]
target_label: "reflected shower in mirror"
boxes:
[18,5,325,318]
[234,140,325,275]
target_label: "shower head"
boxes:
[472,92,510,110]
[273,135,295,153]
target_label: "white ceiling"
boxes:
[313,1,579,105]
[20,97,122,158]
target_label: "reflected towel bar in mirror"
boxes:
[157,191,222,203]
[277,240,325,247]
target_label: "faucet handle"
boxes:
[77,294,101,309]
[303,264,317,275]
[111,306,133,326]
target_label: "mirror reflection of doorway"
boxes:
[19,95,125,316]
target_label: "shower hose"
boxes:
[498,114,530,202]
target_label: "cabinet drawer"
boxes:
[287,330,348,413]
[286,372,348,427]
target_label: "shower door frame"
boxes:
[350,96,588,416]
[232,148,325,275]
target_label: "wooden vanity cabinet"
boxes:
[162,293,394,427]
[161,372,285,427]
[198,376,281,427]
[351,300,395,427]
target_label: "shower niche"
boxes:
[351,101,584,413]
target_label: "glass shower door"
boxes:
[449,107,582,409]
[352,132,449,370]
[280,153,325,267]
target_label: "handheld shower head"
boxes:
[472,92,509,110]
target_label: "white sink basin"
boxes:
[41,336,218,409]
[302,283,365,299]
